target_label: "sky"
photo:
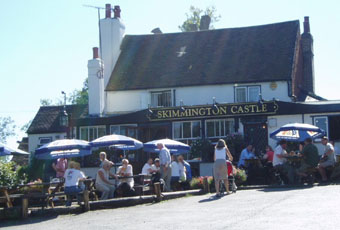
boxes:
[1,0,340,148]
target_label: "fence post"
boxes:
[22,197,28,219]
[154,182,162,202]
[203,177,210,194]
[83,190,90,212]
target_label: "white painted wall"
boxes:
[28,132,66,154]
[88,58,104,115]
[100,17,125,88]
[106,81,291,113]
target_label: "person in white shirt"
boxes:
[318,137,335,182]
[273,140,295,184]
[117,159,134,188]
[171,155,180,188]
[214,139,233,197]
[96,160,117,200]
[64,161,86,206]
[141,158,157,175]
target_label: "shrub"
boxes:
[0,161,28,187]
[189,176,213,189]
[234,168,247,185]
[190,139,213,161]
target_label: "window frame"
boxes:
[205,119,235,138]
[234,85,261,103]
[150,90,172,108]
[79,125,106,141]
[313,116,329,139]
[172,120,201,140]
[110,124,138,138]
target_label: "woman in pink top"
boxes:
[53,158,68,178]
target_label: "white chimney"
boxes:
[88,47,105,115]
[100,4,125,88]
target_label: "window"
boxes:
[235,86,260,103]
[80,126,106,141]
[314,117,328,137]
[39,137,52,145]
[173,121,201,140]
[151,90,172,107]
[110,124,138,138]
[37,137,52,148]
[235,87,246,103]
[206,119,235,138]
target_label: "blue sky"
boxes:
[1,0,340,148]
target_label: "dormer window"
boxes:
[151,90,172,108]
[235,86,261,103]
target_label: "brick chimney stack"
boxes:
[199,15,211,31]
[114,5,121,18]
[93,47,99,59]
[303,16,310,33]
[105,4,111,18]
[301,16,315,94]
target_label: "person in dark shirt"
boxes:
[296,138,319,178]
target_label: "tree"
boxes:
[68,78,89,105]
[179,6,221,32]
[0,116,16,143]
[39,78,88,106]
[21,119,33,132]
[40,98,53,106]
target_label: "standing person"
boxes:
[318,136,335,182]
[95,160,117,200]
[238,144,255,168]
[52,157,68,178]
[158,143,172,192]
[214,139,233,197]
[178,155,191,181]
[171,155,180,190]
[64,161,86,206]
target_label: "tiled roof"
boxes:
[106,20,300,91]
[27,105,88,134]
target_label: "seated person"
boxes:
[151,158,162,183]
[318,136,335,182]
[99,151,109,168]
[273,140,295,184]
[141,158,157,175]
[330,141,340,162]
[116,159,135,197]
[263,145,274,164]
[95,160,117,200]
[64,161,86,206]
[296,138,319,179]
[238,144,255,168]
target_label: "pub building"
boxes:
[27,4,340,176]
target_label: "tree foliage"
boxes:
[68,78,89,105]
[40,78,88,106]
[179,5,221,32]
[0,116,16,143]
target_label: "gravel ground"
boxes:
[2,185,340,230]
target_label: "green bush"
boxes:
[190,139,213,161]
[0,161,28,187]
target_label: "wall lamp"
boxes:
[147,104,153,115]
[180,100,186,112]
[212,97,219,112]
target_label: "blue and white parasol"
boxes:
[143,138,190,155]
[270,123,325,142]
[90,134,143,150]
[35,139,91,160]
[0,142,29,156]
